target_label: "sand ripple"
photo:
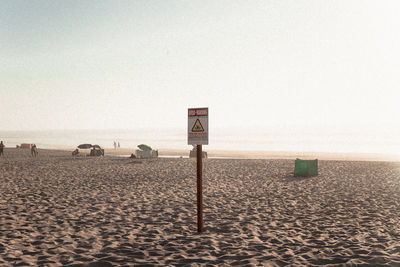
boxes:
[0,148,399,266]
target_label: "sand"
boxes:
[105,148,400,162]
[0,148,399,266]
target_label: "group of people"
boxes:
[31,144,38,157]
[0,141,38,157]
[113,141,120,149]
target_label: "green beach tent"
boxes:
[294,159,318,177]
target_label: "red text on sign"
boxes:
[188,108,208,117]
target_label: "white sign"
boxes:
[188,107,208,145]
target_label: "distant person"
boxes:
[72,149,79,156]
[31,144,38,157]
[0,141,4,157]
[113,141,117,149]
[118,142,120,148]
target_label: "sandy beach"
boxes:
[0,148,399,266]
[104,148,400,162]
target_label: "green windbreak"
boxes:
[294,159,318,177]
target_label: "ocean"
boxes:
[1,127,399,157]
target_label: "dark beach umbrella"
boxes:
[78,144,92,149]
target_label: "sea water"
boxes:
[0,127,399,156]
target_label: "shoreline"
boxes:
[4,147,399,162]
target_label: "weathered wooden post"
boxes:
[188,107,208,233]
[197,144,203,232]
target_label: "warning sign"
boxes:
[188,107,208,145]
[192,119,204,132]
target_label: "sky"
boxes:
[1,0,399,134]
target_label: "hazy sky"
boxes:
[1,0,399,132]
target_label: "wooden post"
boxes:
[197,144,203,233]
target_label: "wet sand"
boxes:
[1,148,399,266]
